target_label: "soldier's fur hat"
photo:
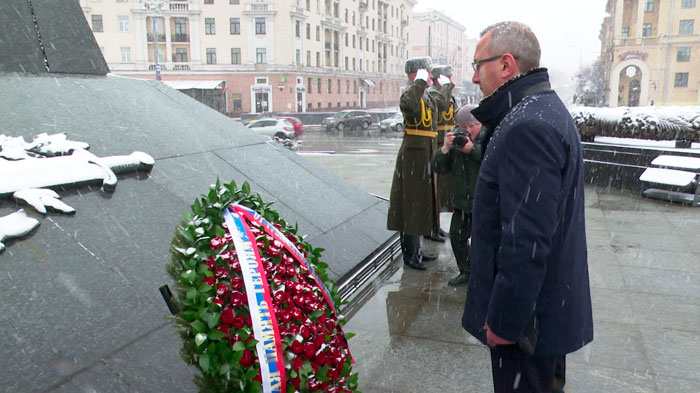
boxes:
[404,57,432,74]
[431,65,453,79]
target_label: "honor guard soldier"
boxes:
[387,57,454,271]
[427,65,457,242]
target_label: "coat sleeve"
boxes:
[485,119,567,343]
[426,83,454,112]
[430,149,452,174]
[467,131,484,163]
[400,80,428,121]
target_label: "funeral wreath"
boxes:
[168,180,359,393]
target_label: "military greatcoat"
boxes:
[430,86,457,212]
[387,79,452,235]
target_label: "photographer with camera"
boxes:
[430,105,483,286]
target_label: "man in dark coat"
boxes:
[387,57,453,270]
[462,21,593,393]
[430,105,483,286]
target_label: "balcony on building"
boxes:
[244,2,275,15]
[147,33,167,42]
[169,0,189,11]
[172,33,190,43]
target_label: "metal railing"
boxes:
[147,33,166,42]
[171,33,189,42]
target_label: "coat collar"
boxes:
[471,68,551,149]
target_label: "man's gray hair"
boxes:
[480,21,540,73]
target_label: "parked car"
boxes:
[378,112,404,133]
[279,116,304,137]
[322,110,372,131]
[246,118,296,139]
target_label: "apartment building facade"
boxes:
[80,0,417,115]
[600,0,700,106]
[410,10,471,90]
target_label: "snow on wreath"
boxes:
[0,132,154,251]
[167,180,360,393]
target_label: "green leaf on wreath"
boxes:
[199,353,210,372]
[232,341,246,352]
[182,310,197,321]
[191,320,207,333]
[195,332,207,347]
[241,182,250,195]
[316,364,330,381]
[309,310,324,319]
[198,283,214,293]
[186,288,197,300]
[204,313,219,329]
[345,332,356,340]
[207,329,226,341]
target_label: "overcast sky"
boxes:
[414,0,610,80]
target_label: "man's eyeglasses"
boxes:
[471,54,518,72]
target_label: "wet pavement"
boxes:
[300,128,700,393]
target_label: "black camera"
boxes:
[452,128,471,150]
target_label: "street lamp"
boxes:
[145,0,165,80]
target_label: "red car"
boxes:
[279,116,303,137]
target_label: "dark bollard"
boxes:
[159,285,178,315]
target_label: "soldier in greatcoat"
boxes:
[426,65,457,243]
[387,57,453,270]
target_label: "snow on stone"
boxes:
[0,210,40,251]
[13,189,75,215]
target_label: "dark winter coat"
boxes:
[461,68,593,356]
[431,88,457,212]
[429,128,483,214]
[387,79,452,235]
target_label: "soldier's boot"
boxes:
[401,234,427,270]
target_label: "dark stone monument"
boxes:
[0,1,392,391]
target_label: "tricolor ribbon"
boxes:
[232,204,337,315]
[223,209,286,393]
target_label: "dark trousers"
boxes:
[449,209,472,274]
[490,345,566,393]
[399,233,420,261]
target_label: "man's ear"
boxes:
[500,53,521,79]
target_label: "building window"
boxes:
[345,56,348,69]
[328,78,331,93]
[317,78,321,93]
[345,32,348,47]
[306,0,310,10]
[120,46,131,62]
[230,0,239,3]
[316,26,320,41]
[306,23,311,39]
[296,21,301,38]
[674,72,689,87]
[255,18,266,35]
[91,15,103,32]
[174,48,188,62]
[642,23,652,36]
[256,48,267,63]
[645,0,654,12]
[231,48,241,64]
[345,9,348,23]
[353,80,357,93]
[205,0,213,4]
[337,79,340,93]
[230,18,240,34]
[316,52,320,67]
[206,48,217,64]
[296,49,301,64]
[346,79,349,93]
[306,50,311,66]
[677,47,691,62]
[682,0,696,7]
[621,27,629,38]
[308,77,312,92]
[118,15,129,32]
[205,18,216,35]
[352,35,356,48]
[679,20,694,35]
